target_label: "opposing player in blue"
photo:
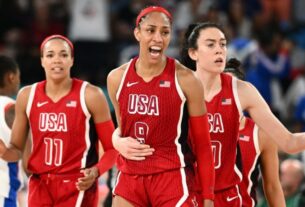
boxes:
[0,55,22,207]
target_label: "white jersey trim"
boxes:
[79,81,90,117]
[0,96,15,144]
[247,124,260,207]
[75,191,85,207]
[253,124,260,154]
[26,83,37,117]
[79,81,91,170]
[112,171,122,195]
[75,81,91,206]
[26,83,37,157]
[236,185,242,207]
[175,168,189,207]
[116,59,133,101]
[234,158,243,182]
[232,77,243,121]
[174,63,187,168]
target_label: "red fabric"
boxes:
[136,6,172,26]
[95,120,118,175]
[4,103,14,112]
[189,114,215,200]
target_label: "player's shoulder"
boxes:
[175,61,197,82]
[0,95,15,103]
[108,62,130,82]
[236,79,256,94]
[17,85,33,100]
[84,82,105,98]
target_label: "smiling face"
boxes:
[134,11,171,64]
[41,38,74,81]
[188,27,227,74]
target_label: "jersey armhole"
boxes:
[116,59,133,101]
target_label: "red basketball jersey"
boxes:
[238,117,261,207]
[205,73,243,191]
[26,79,98,174]
[117,57,190,175]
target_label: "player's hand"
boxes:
[76,166,99,191]
[112,129,154,160]
[203,199,214,207]
[0,139,7,158]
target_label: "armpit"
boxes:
[5,104,15,129]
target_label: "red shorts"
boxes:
[214,185,241,207]
[113,168,202,207]
[28,173,98,207]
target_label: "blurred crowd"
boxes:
[1,0,305,206]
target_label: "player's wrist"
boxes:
[92,166,100,178]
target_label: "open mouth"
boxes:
[149,46,162,57]
[51,67,64,71]
[215,57,223,63]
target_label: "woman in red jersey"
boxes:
[181,22,305,207]
[225,58,285,207]
[0,35,117,207]
[107,6,214,207]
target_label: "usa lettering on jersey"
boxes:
[39,113,68,132]
[208,113,224,133]
[128,94,159,115]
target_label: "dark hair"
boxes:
[180,22,225,71]
[224,58,245,80]
[0,55,18,87]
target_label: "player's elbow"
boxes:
[281,134,301,154]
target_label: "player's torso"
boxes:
[238,118,261,207]
[27,79,96,174]
[205,73,242,191]
[117,57,187,174]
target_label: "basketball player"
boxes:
[224,58,285,207]
[0,55,22,207]
[181,22,305,206]
[0,35,117,207]
[107,6,214,207]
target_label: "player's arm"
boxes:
[0,87,30,161]
[259,128,285,207]
[238,80,305,153]
[177,62,215,205]
[77,84,118,191]
[107,66,154,161]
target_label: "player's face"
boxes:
[189,27,227,74]
[134,12,171,63]
[41,39,73,81]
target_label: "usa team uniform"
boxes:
[205,73,243,207]
[113,57,201,207]
[0,96,22,207]
[238,118,261,207]
[26,79,99,207]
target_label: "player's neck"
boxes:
[197,71,222,102]
[135,57,166,82]
[45,78,73,102]
[0,88,14,98]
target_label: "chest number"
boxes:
[134,122,149,144]
[211,140,222,169]
[44,138,63,166]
